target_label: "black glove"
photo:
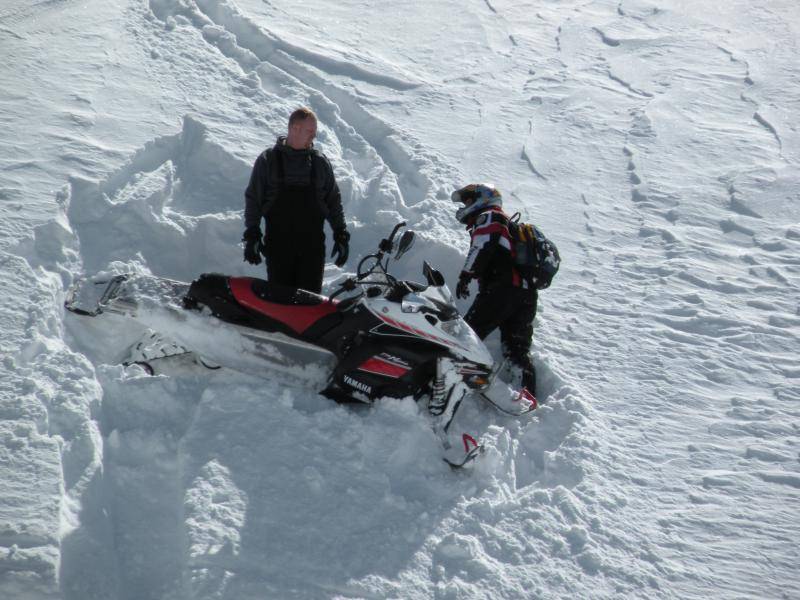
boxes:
[331,228,350,268]
[242,227,265,265]
[456,271,472,299]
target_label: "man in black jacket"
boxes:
[242,107,349,294]
[452,183,538,394]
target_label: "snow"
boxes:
[1,0,799,598]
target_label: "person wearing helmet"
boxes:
[242,107,350,294]
[452,184,538,394]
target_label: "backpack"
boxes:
[507,212,561,290]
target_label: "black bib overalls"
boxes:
[265,152,326,293]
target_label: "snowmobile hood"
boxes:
[363,296,492,367]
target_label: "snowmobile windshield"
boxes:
[420,283,458,317]
[418,282,490,364]
[401,283,459,321]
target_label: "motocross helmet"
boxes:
[452,184,502,224]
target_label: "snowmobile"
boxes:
[65,223,536,467]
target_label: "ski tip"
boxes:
[443,433,484,469]
[443,444,484,469]
[462,432,479,453]
[518,387,538,411]
[478,389,538,416]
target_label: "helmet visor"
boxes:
[451,187,477,205]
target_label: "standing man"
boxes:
[451,183,538,394]
[242,107,349,294]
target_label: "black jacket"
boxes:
[244,136,345,232]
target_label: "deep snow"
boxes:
[1,0,799,598]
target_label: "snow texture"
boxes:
[1,0,799,598]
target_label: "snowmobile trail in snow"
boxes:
[155,0,436,211]
[7,0,799,598]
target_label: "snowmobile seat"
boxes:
[230,277,341,336]
[184,273,342,339]
[250,278,330,306]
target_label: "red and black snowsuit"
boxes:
[461,207,538,392]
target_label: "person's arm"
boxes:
[462,213,507,278]
[244,151,270,230]
[319,156,346,232]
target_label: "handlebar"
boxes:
[329,222,408,302]
[328,277,358,302]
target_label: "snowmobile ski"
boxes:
[442,433,484,469]
[478,386,538,416]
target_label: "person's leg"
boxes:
[464,288,510,339]
[265,233,298,288]
[293,235,325,294]
[499,289,538,393]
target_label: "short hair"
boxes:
[289,107,316,127]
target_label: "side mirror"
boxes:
[422,261,445,287]
[395,230,415,259]
[380,221,407,253]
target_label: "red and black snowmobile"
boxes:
[65,223,536,466]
